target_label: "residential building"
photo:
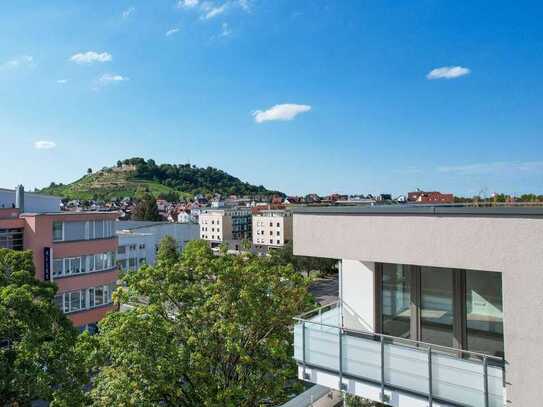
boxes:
[292,205,543,407]
[408,190,454,204]
[199,207,252,251]
[116,221,199,271]
[0,186,118,333]
[252,209,292,251]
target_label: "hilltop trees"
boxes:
[86,240,312,406]
[0,249,88,405]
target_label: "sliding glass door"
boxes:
[379,263,504,357]
[420,267,454,347]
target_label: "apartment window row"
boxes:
[52,251,116,278]
[117,257,146,271]
[53,219,115,242]
[54,283,115,314]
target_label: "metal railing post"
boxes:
[302,321,306,378]
[483,355,489,407]
[428,347,433,407]
[338,328,343,390]
[380,335,385,402]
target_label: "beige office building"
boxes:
[199,207,252,251]
[253,209,292,251]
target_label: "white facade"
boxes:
[252,209,292,250]
[116,221,199,271]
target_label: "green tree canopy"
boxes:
[0,249,88,405]
[133,193,162,221]
[87,240,313,406]
[156,235,179,266]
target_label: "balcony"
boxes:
[294,302,505,407]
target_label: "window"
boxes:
[53,259,64,277]
[276,231,280,236]
[53,221,63,241]
[277,222,280,227]
[276,240,280,244]
[381,264,411,339]
[466,270,504,357]
[118,245,127,255]
[95,287,104,306]
[88,288,95,308]
[70,291,81,311]
[139,244,145,249]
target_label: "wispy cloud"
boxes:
[122,6,135,18]
[34,140,56,150]
[98,73,129,84]
[252,104,311,123]
[220,22,231,37]
[56,79,69,84]
[201,3,227,19]
[427,66,470,80]
[437,161,543,175]
[178,0,199,7]
[166,27,180,36]
[70,51,112,64]
[0,55,33,70]
[238,0,250,11]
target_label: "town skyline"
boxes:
[1,1,543,196]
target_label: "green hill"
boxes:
[39,157,283,201]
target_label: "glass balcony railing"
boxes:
[294,302,505,407]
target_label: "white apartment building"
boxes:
[253,209,292,251]
[199,207,252,251]
[292,205,543,407]
[116,221,199,271]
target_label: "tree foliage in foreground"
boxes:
[133,192,162,221]
[0,249,88,406]
[87,240,313,406]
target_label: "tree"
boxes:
[87,168,92,174]
[156,235,179,265]
[0,249,88,405]
[87,240,313,406]
[133,193,161,221]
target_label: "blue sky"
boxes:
[1,1,542,197]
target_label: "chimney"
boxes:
[15,185,24,212]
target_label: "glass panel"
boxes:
[89,288,95,308]
[95,287,104,306]
[64,221,86,241]
[466,270,504,357]
[70,291,81,311]
[382,264,411,338]
[421,267,454,347]
[52,221,63,241]
[53,259,63,277]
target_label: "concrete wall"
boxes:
[341,260,375,331]
[294,212,543,406]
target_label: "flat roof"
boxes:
[0,188,62,200]
[20,211,117,217]
[293,205,543,217]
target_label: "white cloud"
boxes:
[178,0,199,8]
[166,27,180,36]
[70,51,112,64]
[34,140,56,150]
[56,79,69,84]
[201,3,227,19]
[122,6,135,18]
[252,104,311,123]
[238,0,250,11]
[437,161,543,175]
[99,73,129,84]
[427,66,470,80]
[220,22,231,37]
[0,55,33,70]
